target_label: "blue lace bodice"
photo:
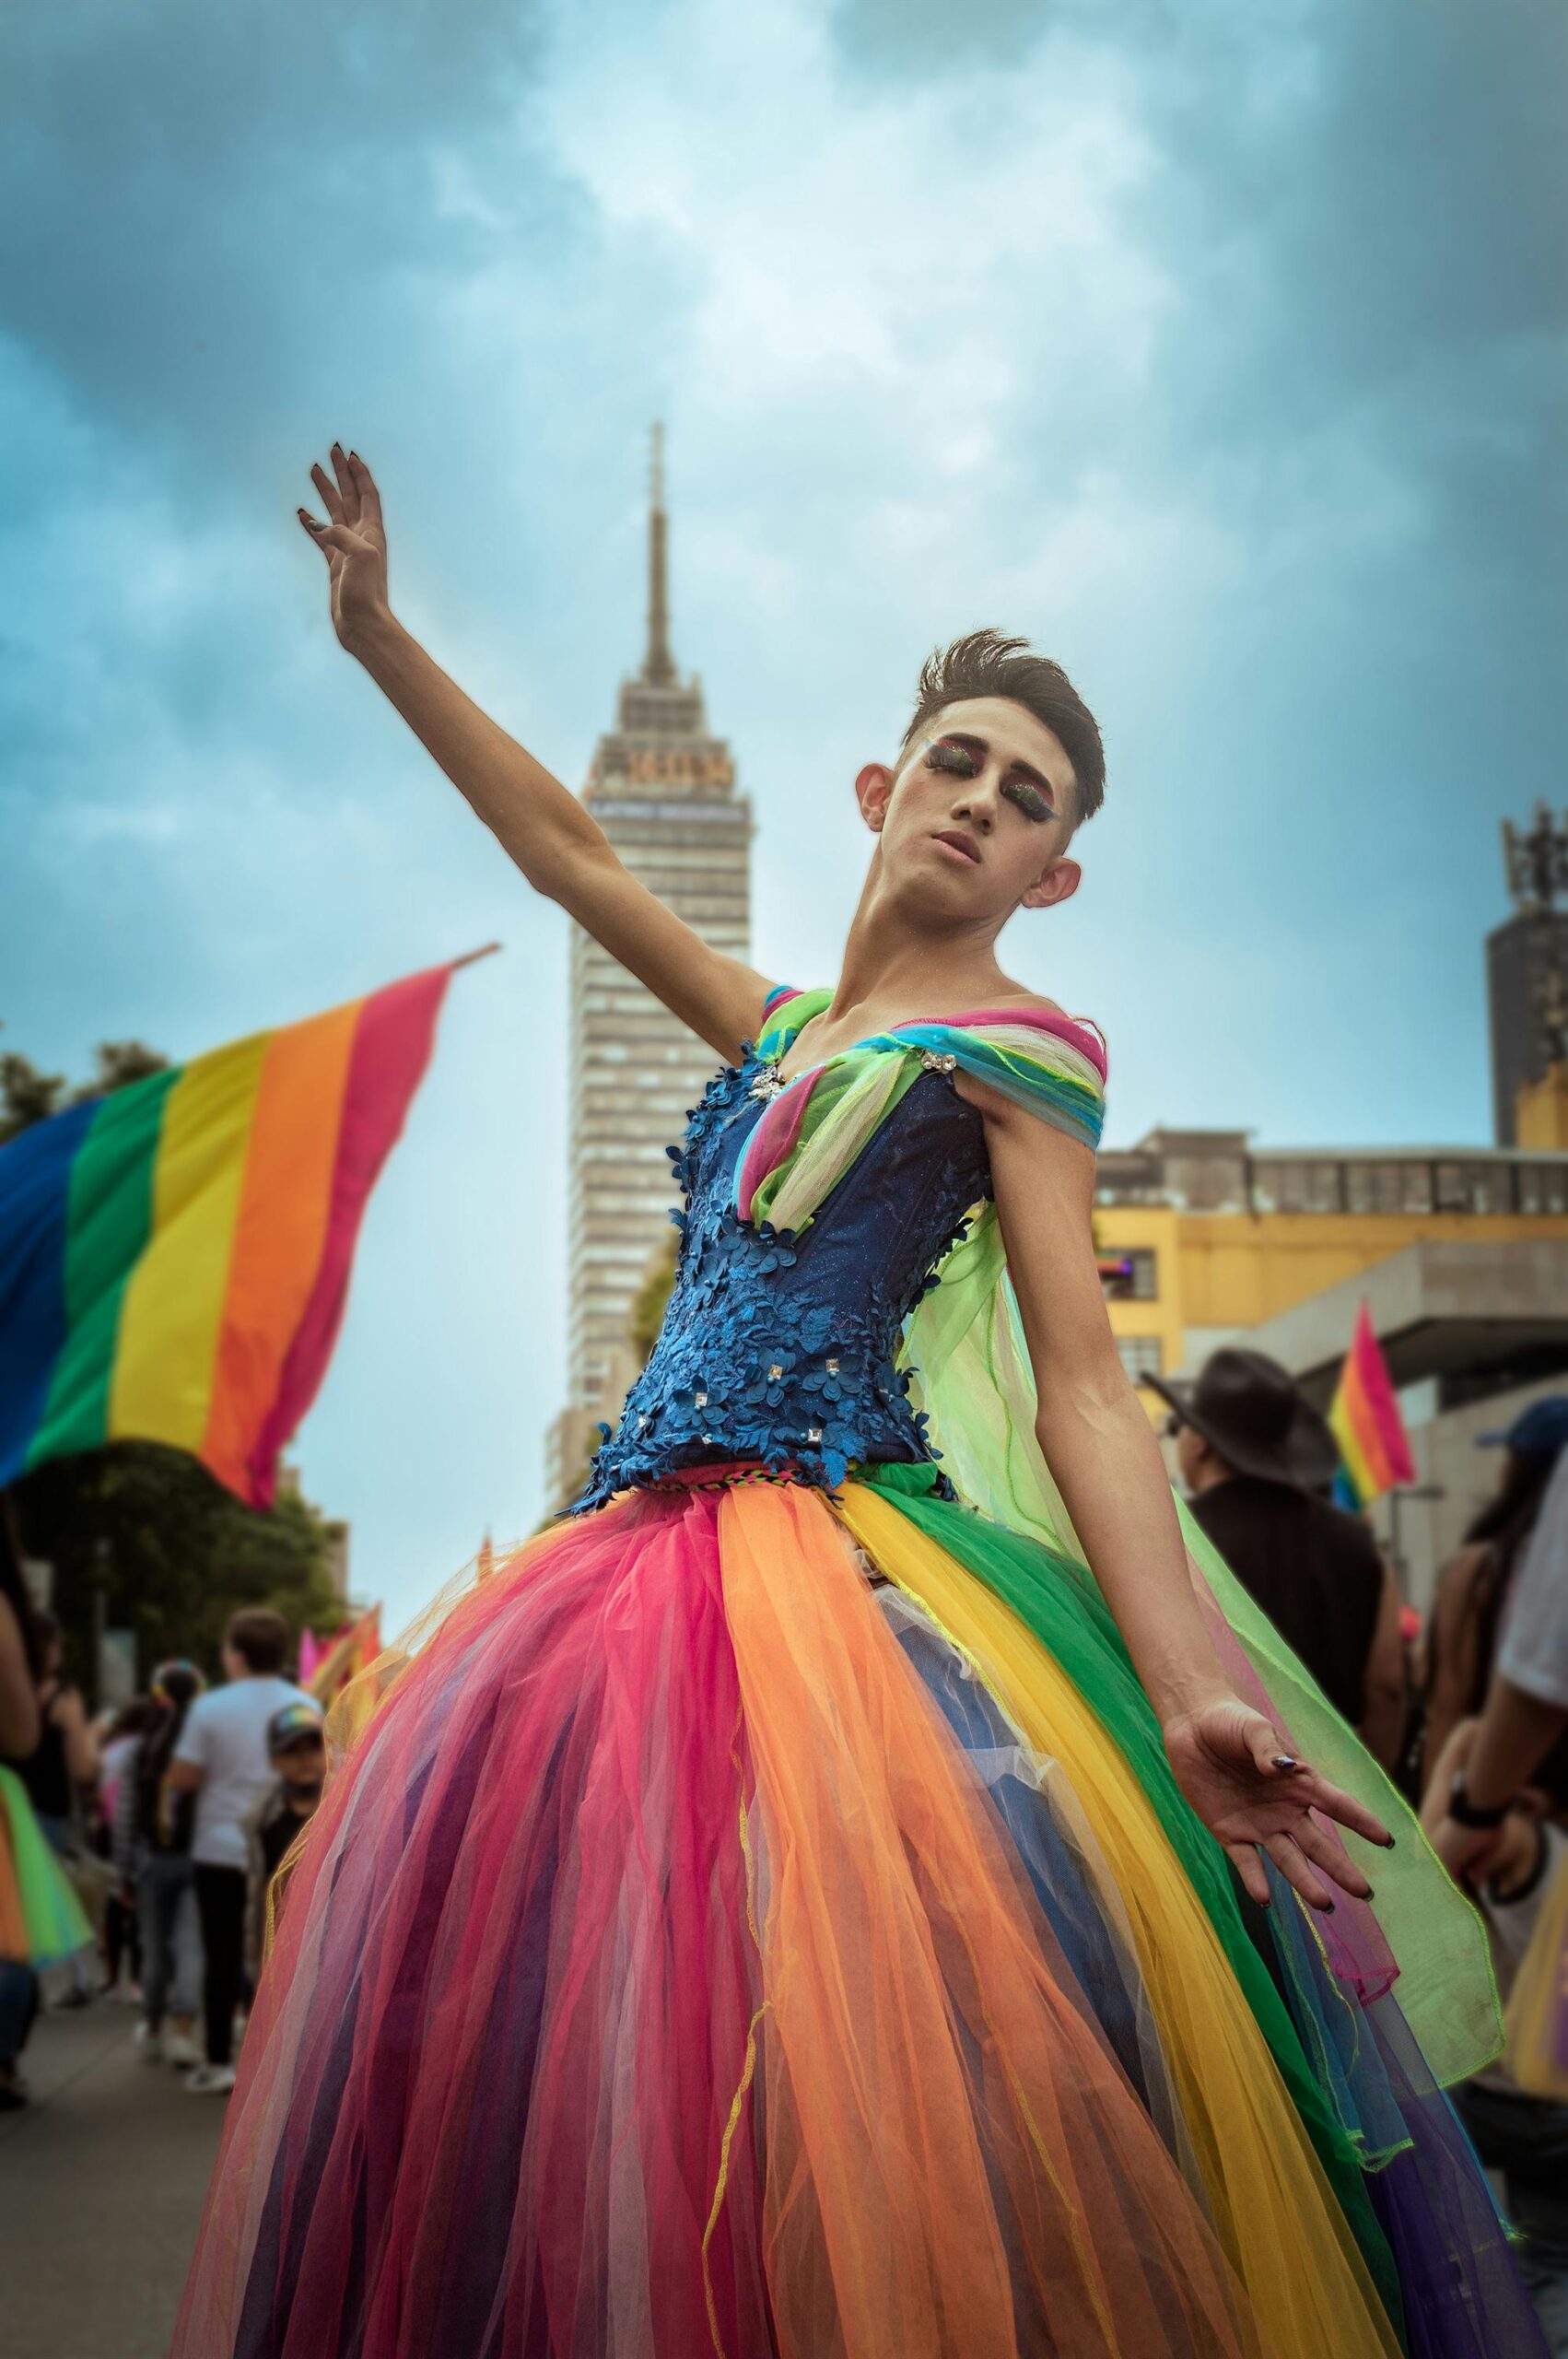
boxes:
[573,1046,991,1508]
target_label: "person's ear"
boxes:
[854,760,895,833]
[1020,856,1082,912]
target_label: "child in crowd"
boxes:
[243,1704,327,1990]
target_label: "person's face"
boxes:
[275,1734,325,1800]
[855,695,1082,927]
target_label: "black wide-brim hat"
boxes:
[1142,1346,1340,1492]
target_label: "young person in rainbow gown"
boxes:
[171,445,1544,2359]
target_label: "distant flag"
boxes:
[306,1606,383,1706]
[0,953,494,1508]
[298,1626,330,1688]
[1329,1301,1415,1509]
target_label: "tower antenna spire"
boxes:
[642,421,675,686]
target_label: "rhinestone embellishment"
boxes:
[920,1050,958,1074]
[750,1066,786,1100]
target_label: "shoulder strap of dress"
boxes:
[755,984,830,1057]
[737,1003,1107,1235]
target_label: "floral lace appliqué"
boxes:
[572,1048,989,1510]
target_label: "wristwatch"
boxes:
[1447,1771,1508,1831]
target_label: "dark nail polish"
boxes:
[1272,1755,1297,1772]
[1383,1834,1397,1849]
[1323,1900,1335,1913]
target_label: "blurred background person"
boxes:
[1148,1347,1406,1765]
[95,1695,156,2001]
[18,1609,100,2006]
[124,1661,207,2070]
[0,1505,91,2107]
[243,1702,327,1992]
[0,1503,43,2108]
[1420,1399,1568,1813]
[167,1610,319,2095]
[1422,1713,1568,2353]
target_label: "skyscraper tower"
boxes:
[1489,803,1568,1143]
[546,429,753,1505]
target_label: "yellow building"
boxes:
[1095,1128,1568,1408]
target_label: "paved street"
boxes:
[0,2001,224,2358]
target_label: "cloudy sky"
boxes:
[4,0,1563,1624]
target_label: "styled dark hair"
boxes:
[0,1501,46,1685]
[224,1607,290,1676]
[135,1665,205,1842]
[899,629,1106,827]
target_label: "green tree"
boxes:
[0,1051,67,1143]
[13,1447,345,1691]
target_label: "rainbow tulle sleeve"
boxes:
[739,990,1107,1237]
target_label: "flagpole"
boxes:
[450,943,503,972]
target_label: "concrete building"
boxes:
[1232,1238,1568,1611]
[1487,803,1568,1144]
[1095,1131,1568,1394]
[545,433,752,1507]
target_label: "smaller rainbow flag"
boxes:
[1329,1301,1415,1509]
[304,1607,382,1704]
[0,959,475,1509]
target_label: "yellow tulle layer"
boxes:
[835,1483,1401,2359]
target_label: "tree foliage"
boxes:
[13,1446,346,1690]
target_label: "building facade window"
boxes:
[1101,1249,1158,1302]
[1115,1334,1163,1382]
[1519,1162,1568,1214]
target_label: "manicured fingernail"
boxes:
[1272,1754,1299,1773]
[1323,1900,1335,1913]
[1383,1834,1397,1848]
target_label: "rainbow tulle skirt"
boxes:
[172,1470,1545,2359]
[0,1764,91,1970]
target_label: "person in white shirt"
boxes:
[168,1610,321,2094]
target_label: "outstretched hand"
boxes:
[298,444,390,651]
[1163,1696,1393,1911]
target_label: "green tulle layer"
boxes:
[862,1461,1402,2333]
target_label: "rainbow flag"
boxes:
[0,960,464,1508]
[305,1607,382,1704]
[1329,1300,1415,1509]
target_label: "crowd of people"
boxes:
[0,1543,324,2111]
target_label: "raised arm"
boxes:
[971,1080,1391,1907]
[298,445,770,1062]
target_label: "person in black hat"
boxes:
[1145,1348,1401,1750]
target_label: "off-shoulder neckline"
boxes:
[762,988,1106,1087]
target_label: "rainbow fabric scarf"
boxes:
[1329,1301,1415,1509]
[737,984,1107,1237]
[0,962,458,1508]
